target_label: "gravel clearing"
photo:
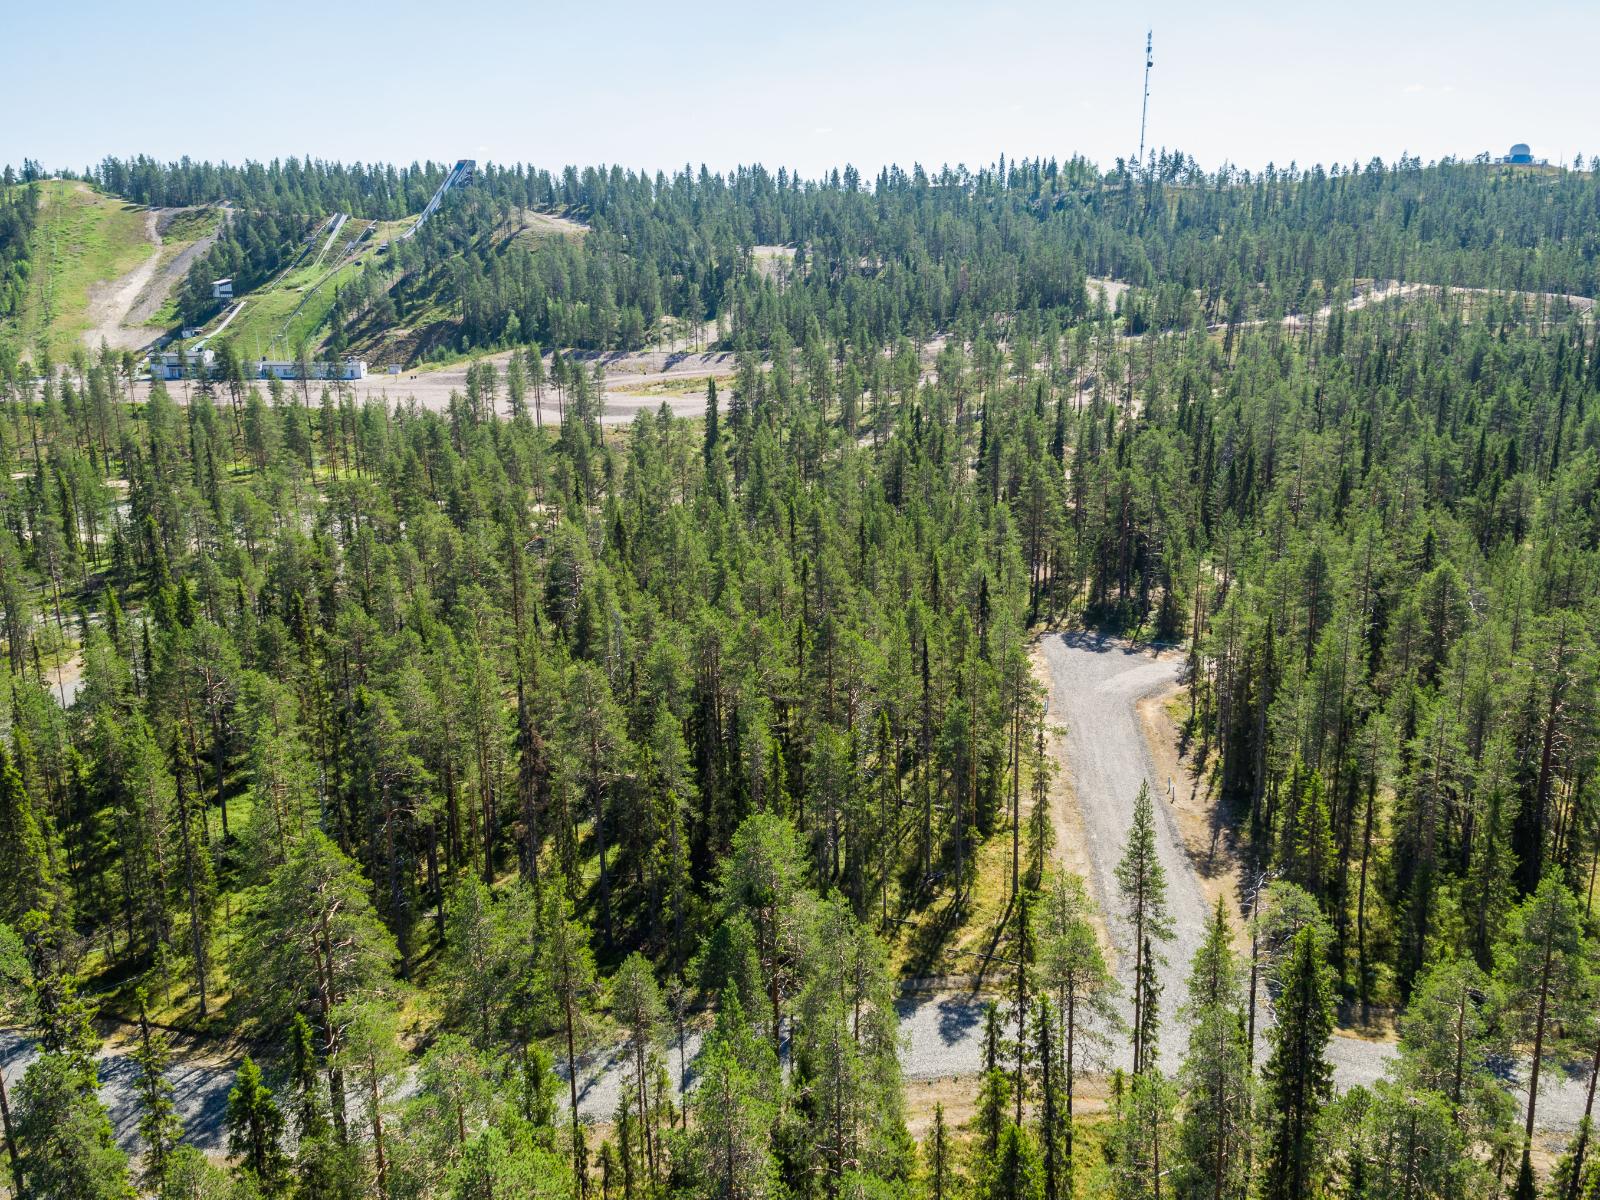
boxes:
[0,1028,236,1153]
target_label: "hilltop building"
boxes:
[1499,143,1543,165]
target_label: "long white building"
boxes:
[256,359,368,381]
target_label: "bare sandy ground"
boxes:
[131,346,741,426]
[83,210,163,352]
[512,208,588,240]
[83,206,223,352]
[1086,276,1129,311]
[330,346,739,426]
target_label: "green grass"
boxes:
[11,180,156,360]
[214,218,410,361]
[159,206,219,245]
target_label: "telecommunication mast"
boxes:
[1137,30,1154,167]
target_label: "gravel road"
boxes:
[1041,631,1200,1068]
[1038,630,1593,1135]
[129,348,740,427]
[1040,632,1410,1080]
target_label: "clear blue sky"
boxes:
[6,0,1597,179]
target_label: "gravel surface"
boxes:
[1040,633,1405,1079]
[0,1028,236,1153]
[569,991,994,1122]
[1042,631,1198,1068]
[128,348,739,427]
[1039,631,1594,1134]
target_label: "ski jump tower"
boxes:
[402,159,476,239]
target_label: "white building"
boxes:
[149,349,216,380]
[211,277,234,300]
[256,358,368,381]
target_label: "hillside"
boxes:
[186,204,588,369]
[198,215,411,361]
[5,180,223,360]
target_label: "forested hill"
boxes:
[29,152,1600,357]
[0,150,1596,1199]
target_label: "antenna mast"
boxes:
[1137,30,1153,167]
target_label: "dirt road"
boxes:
[83,210,164,352]
[131,347,739,427]
[334,347,739,425]
[83,206,223,353]
[1040,631,1207,1067]
[1039,631,1405,1076]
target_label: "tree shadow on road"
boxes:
[1060,628,1169,658]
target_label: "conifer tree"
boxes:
[1495,872,1593,1187]
[13,1052,132,1200]
[1109,1068,1177,1200]
[1259,927,1333,1200]
[925,1102,953,1200]
[334,998,405,1200]
[0,741,55,929]
[226,1055,287,1192]
[540,872,599,1187]
[1394,958,1510,1136]
[1035,873,1121,1187]
[975,1001,1013,1162]
[1116,783,1173,1076]
[610,952,664,1190]
[1173,903,1251,1200]
[684,993,778,1200]
[987,1123,1046,1200]
[1032,996,1066,1200]
[130,990,182,1193]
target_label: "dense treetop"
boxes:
[0,149,1596,1197]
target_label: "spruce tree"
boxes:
[1259,927,1333,1200]
[925,1102,952,1200]
[0,742,54,929]
[987,1124,1046,1200]
[130,990,182,1192]
[226,1055,287,1191]
[1116,783,1173,1076]
[975,1001,1013,1161]
[1173,903,1250,1200]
